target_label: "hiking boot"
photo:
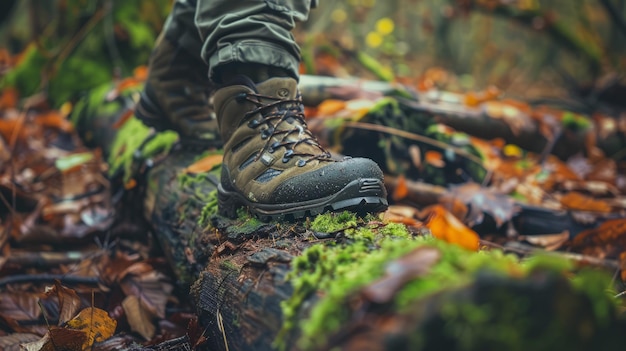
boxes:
[135,37,221,146]
[213,76,388,221]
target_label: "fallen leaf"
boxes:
[391,174,408,201]
[425,205,480,250]
[122,296,155,340]
[65,307,116,350]
[0,88,18,109]
[520,231,569,251]
[567,218,626,259]
[120,269,173,318]
[0,333,40,351]
[362,246,441,303]
[560,192,612,213]
[183,154,223,174]
[424,150,445,168]
[446,183,517,227]
[45,281,81,325]
[316,99,346,116]
[0,293,41,321]
[36,111,74,133]
[383,205,422,227]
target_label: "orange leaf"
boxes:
[391,174,408,201]
[133,65,148,81]
[116,77,142,94]
[316,99,346,116]
[425,150,445,168]
[0,88,18,109]
[560,192,612,213]
[425,205,480,250]
[65,307,117,350]
[37,111,74,133]
[183,154,223,174]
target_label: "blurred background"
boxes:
[0,0,625,107]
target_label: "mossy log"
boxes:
[71,80,625,351]
[299,75,625,160]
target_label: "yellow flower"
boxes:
[331,8,347,23]
[375,17,394,35]
[365,32,383,48]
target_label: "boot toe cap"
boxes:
[269,157,385,203]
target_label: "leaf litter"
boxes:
[1,2,626,348]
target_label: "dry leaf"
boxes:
[0,293,41,322]
[65,307,116,350]
[120,270,173,318]
[122,296,155,340]
[316,99,346,116]
[362,246,441,303]
[383,205,422,227]
[391,174,408,201]
[425,205,480,250]
[46,281,81,325]
[0,333,40,351]
[183,154,223,174]
[424,150,445,168]
[520,232,569,251]
[560,192,612,213]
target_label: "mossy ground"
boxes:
[108,117,178,182]
[277,212,619,351]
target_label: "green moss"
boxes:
[107,117,178,182]
[309,211,358,233]
[562,112,592,132]
[278,221,618,351]
[198,190,218,229]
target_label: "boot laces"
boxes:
[239,92,332,166]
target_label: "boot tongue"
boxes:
[255,78,298,100]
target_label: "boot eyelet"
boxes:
[261,127,274,140]
[236,93,248,102]
[248,120,260,128]
[284,149,294,158]
[282,157,290,163]
[297,159,306,167]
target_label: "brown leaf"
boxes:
[567,218,626,259]
[0,293,41,322]
[183,154,223,174]
[560,192,612,213]
[0,333,40,351]
[520,232,569,251]
[361,246,441,304]
[121,296,155,340]
[446,183,517,227]
[46,281,81,325]
[120,270,173,318]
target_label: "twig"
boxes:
[0,274,100,289]
[342,121,487,170]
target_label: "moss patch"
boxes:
[278,216,618,351]
[108,117,178,182]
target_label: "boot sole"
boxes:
[217,178,389,222]
[135,90,222,149]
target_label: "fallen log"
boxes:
[71,80,626,351]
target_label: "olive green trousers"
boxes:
[163,0,316,82]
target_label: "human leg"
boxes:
[134,0,220,146]
[194,1,388,220]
